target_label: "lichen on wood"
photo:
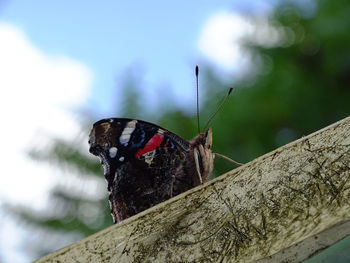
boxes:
[36,116,350,263]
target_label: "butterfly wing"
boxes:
[89,118,194,223]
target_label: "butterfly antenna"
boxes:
[203,88,233,131]
[195,65,200,134]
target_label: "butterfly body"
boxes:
[89,118,214,223]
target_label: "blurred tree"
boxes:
[197,0,350,175]
[7,0,350,260]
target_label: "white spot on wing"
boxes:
[109,147,118,158]
[119,120,137,146]
[119,156,124,162]
[144,150,156,165]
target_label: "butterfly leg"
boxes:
[214,152,243,166]
[193,148,203,184]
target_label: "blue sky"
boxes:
[1,0,273,115]
[0,1,275,262]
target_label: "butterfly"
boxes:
[89,118,214,223]
[88,66,240,223]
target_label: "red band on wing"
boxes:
[135,134,164,158]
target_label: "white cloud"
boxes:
[0,23,93,207]
[198,12,253,72]
[198,11,294,82]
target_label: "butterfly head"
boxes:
[190,128,213,150]
[205,128,213,149]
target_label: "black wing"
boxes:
[89,118,192,223]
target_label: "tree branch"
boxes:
[35,116,350,263]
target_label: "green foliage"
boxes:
[30,138,101,176]
[12,0,350,260]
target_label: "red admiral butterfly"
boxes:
[89,66,241,223]
[89,118,214,223]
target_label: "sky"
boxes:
[0,0,274,262]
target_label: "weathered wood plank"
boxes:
[35,116,350,263]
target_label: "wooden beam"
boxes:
[35,116,350,263]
